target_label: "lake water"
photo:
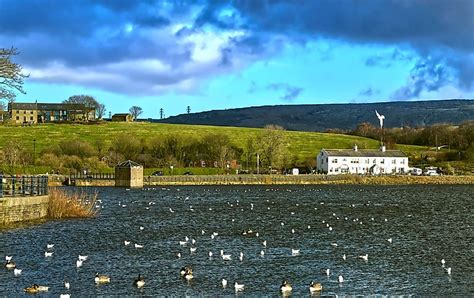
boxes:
[0,185,473,296]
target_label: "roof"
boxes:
[322,149,407,158]
[115,160,143,168]
[9,102,93,111]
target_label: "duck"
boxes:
[95,273,111,284]
[280,280,293,293]
[309,281,323,293]
[133,274,145,288]
[24,284,40,294]
[5,260,16,269]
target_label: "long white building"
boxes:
[316,145,409,175]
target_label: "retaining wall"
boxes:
[0,195,49,225]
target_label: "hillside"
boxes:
[157,99,474,131]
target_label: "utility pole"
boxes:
[186,106,191,114]
[159,108,164,119]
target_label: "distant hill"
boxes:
[158,99,474,132]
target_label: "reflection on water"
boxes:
[0,185,472,296]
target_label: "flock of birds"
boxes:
[2,187,455,295]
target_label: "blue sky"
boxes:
[1,0,473,118]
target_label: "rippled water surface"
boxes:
[1,185,473,296]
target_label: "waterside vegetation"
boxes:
[47,188,97,219]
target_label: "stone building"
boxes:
[8,102,95,124]
[111,113,133,122]
[115,160,143,188]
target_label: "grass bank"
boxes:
[48,188,98,219]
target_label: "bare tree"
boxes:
[63,95,99,108]
[0,47,28,103]
[129,106,143,121]
[96,103,106,119]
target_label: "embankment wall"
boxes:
[0,195,49,225]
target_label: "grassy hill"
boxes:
[157,99,474,131]
[0,122,426,165]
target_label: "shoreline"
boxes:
[47,174,474,186]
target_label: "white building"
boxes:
[317,145,409,175]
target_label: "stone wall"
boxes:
[0,195,49,225]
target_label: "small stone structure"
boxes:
[115,160,143,188]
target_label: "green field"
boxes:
[0,122,426,163]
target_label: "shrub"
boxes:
[47,188,98,219]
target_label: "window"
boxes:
[373,159,376,164]
[400,159,406,164]
[24,110,26,114]
[30,111,34,114]
[16,116,19,120]
[366,159,370,164]
[381,159,385,164]
[332,159,338,163]
[392,159,396,164]
[30,116,33,121]
[16,110,19,114]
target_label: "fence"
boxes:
[0,175,49,198]
[70,173,115,180]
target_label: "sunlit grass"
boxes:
[47,188,98,219]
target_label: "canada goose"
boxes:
[133,274,145,288]
[95,273,111,284]
[280,280,292,293]
[5,260,16,269]
[24,284,40,293]
[234,281,244,291]
[309,281,323,293]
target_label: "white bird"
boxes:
[139,226,144,231]
[208,251,213,258]
[179,241,187,246]
[60,294,70,298]
[46,244,54,249]
[260,250,265,257]
[262,240,267,247]
[239,252,244,262]
[343,254,346,261]
[201,230,205,235]
[375,109,385,128]
[331,243,338,247]
[44,251,53,257]
[387,238,393,243]
[13,268,22,276]
[78,255,88,261]
[5,256,12,261]
[169,208,174,213]
[338,275,344,283]
[291,228,295,234]
[359,254,368,261]
[445,267,452,275]
[134,243,144,249]
[234,282,245,291]
[441,259,446,267]
[64,281,70,290]
[291,249,300,256]
[190,247,197,253]
[134,274,145,288]
[329,227,333,231]
[177,252,181,258]
[325,268,330,276]
[222,278,228,288]
[124,240,131,246]
[221,250,232,261]
[76,260,83,268]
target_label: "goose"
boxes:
[13,268,22,276]
[124,240,131,246]
[5,260,16,269]
[291,249,300,256]
[222,278,228,288]
[280,280,292,293]
[309,281,323,293]
[5,255,12,261]
[134,243,144,249]
[46,244,54,249]
[24,284,40,294]
[338,275,344,283]
[78,255,88,261]
[76,260,83,268]
[234,281,245,291]
[359,254,368,261]
[95,273,111,284]
[64,281,70,289]
[133,274,145,288]
[44,251,54,257]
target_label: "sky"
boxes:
[1,0,473,118]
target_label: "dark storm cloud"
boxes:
[268,83,303,101]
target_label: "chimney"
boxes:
[380,145,386,152]
[353,144,358,152]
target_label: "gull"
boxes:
[185,236,190,241]
[179,241,187,246]
[291,249,300,256]
[169,208,174,213]
[177,252,181,258]
[191,239,196,245]
[60,294,70,298]
[201,230,205,235]
[234,282,245,291]
[64,281,70,289]
[329,227,333,231]
[331,243,338,247]
[78,255,88,261]
[239,252,244,262]
[260,250,265,257]
[359,254,368,261]
[375,110,385,128]
[134,274,145,288]
[14,268,22,276]
[307,225,311,229]
[76,260,83,268]
[222,278,228,288]
[445,267,452,275]
[262,240,267,247]
[338,275,344,283]
[45,251,53,257]
[124,241,131,246]
[220,250,232,261]
[47,244,54,249]
[322,268,330,276]
[256,232,259,237]
[5,256,12,261]
[139,226,144,231]
[211,234,215,240]
[209,251,213,258]
[441,259,446,267]
[190,247,197,253]
[134,243,144,249]
[291,229,295,234]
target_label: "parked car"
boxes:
[151,171,164,176]
[410,167,423,176]
[183,171,193,175]
[424,167,439,176]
